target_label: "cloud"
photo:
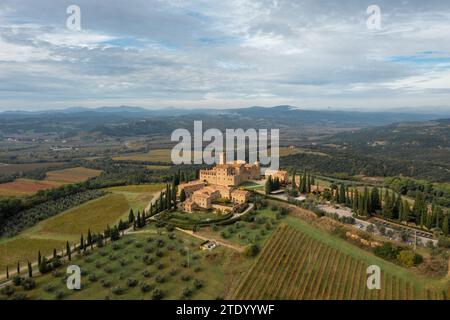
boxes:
[0,0,450,110]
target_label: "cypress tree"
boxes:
[265,176,273,194]
[352,189,359,213]
[27,261,32,278]
[80,234,84,251]
[180,189,186,202]
[357,194,364,216]
[137,212,142,228]
[339,184,346,204]
[53,248,57,259]
[38,251,42,266]
[6,266,9,279]
[383,190,392,218]
[442,215,449,235]
[402,200,410,222]
[363,187,369,216]
[17,261,20,274]
[66,241,71,261]
[370,187,381,212]
[292,170,296,189]
[87,229,92,247]
[128,209,135,224]
[412,192,426,225]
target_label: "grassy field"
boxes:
[0,179,62,197]
[279,146,329,157]
[0,229,248,300]
[39,193,129,236]
[0,162,67,175]
[113,149,172,163]
[0,167,101,197]
[0,184,164,274]
[45,167,102,184]
[107,184,165,210]
[231,224,448,300]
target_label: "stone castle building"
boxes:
[179,154,255,213]
[199,153,261,187]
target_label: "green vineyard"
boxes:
[232,225,447,300]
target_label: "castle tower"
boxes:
[219,152,225,165]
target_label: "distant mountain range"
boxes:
[1,105,447,123]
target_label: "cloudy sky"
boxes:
[1,0,450,111]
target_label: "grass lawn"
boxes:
[45,167,102,184]
[239,181,265,191]
[0,228,249,300]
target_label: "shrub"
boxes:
[100,280,111,288]
[245,244,260,257]
[12,293,28,300]
[21,278,36,291]
[397,250,423,267]
[193,279,203,289]
[1,285,15,297]
[155,275,165,283]
[142,270,151,278]
[43,284,55,293]
[12,275,23,286]
[88,273,98,282]
[374,242,402,261]
[119,259,128,267]
[140,282,152,293]
[50,257,62,269]
[182,287,192,298]
[51,269,62,278]
[180,274,191,282]
[111,286,124,295]
[127,278,138,287]
[152,288,163,300]
[104,266,113,274]
[55,290,65,300]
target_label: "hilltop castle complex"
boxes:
[178,154,260,213]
